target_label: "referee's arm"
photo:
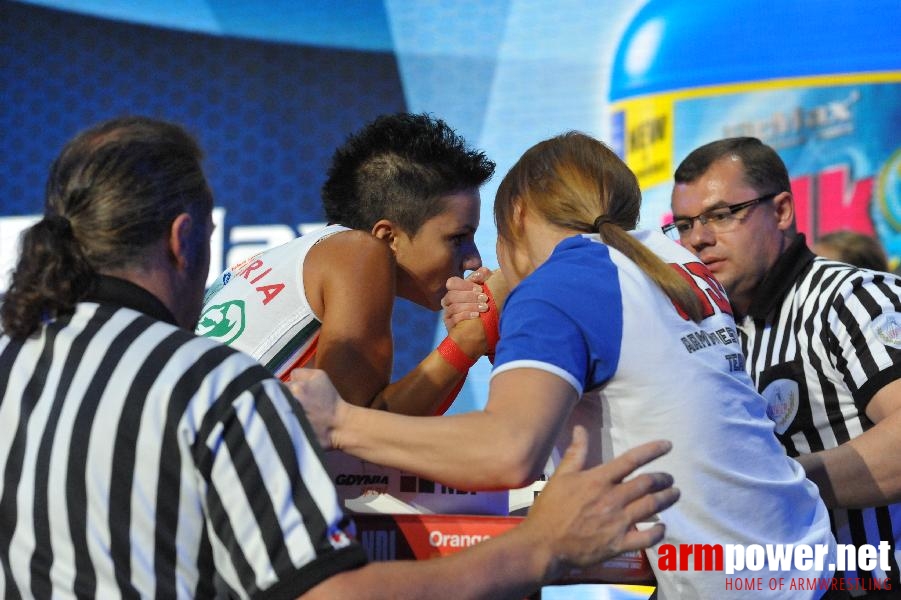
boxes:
[798,379,901,509]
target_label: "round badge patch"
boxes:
[761,378,799,435]
[871,312,901,349]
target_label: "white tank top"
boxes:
[197,224,348,379]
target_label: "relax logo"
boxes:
[197,300,246,345]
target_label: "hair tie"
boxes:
[44,214,73,234]
[593,215,615,232]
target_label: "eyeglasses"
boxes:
[662,193,780,241]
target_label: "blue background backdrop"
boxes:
[0,0,647,413]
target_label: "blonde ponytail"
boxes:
[595,221,704,322]
[495,131,706,323]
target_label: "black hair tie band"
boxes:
[45,214,73,234]
[593,215,615,232]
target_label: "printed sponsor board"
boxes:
[354,513,654,585]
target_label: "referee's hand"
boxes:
[287,368,347,450]
[523,425,679,580]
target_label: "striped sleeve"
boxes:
[187,362,366,599]
[0,303,366,600]
[823,269,901,405]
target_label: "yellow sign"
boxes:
[619,97,673,189]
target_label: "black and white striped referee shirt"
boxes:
[739,235,901,592]
[0,276,367,599]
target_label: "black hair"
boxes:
[674,136,790,196]
[321,113,494,234]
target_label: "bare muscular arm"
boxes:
[299,423,677,599]
[304,231,487,414]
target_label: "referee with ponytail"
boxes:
[0,116,678,599]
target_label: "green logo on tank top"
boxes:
[197,299,246,345]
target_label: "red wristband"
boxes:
[437,336,477,374]
[479,283,501,363]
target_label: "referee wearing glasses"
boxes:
[670,137,901,598]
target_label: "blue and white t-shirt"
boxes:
[492,231,835,599]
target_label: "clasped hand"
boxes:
[287,368,345,449]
